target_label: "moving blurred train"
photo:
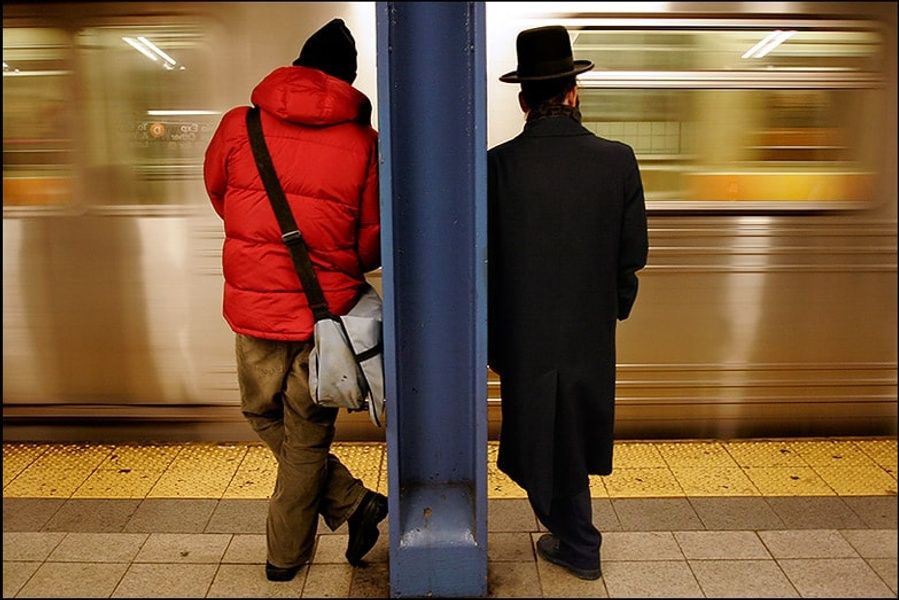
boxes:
[3,2,896,442]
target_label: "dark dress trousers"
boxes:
[487,115,648,515]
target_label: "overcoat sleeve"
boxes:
[617,148,649,320]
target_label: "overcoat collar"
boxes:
[522,114,592,138]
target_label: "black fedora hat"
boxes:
[499,25,593,83]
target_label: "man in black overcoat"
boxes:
[487,26,649,580]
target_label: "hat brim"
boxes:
[499,60,593,83]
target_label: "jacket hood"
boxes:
[251,66,371,126]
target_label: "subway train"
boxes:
[3,2,896,442]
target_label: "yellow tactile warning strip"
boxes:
[2,439,896,500]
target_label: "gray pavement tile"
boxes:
[488,498,538,532]
[3,531,66,561]
[2,492,893,598]
[313,529,387,565]
[592,498,622,532]
[487,532,534,562]
[612,498,704,531]
[221,533,266,564]
[133,532,231,563]
[48,532,148,563]
[209,563,306,597]
[601,560,703,598]
[535,554,608,598]
[674,530,771,559]
[123,498,217,533]
[759,529,861,559]
[17,561,129,598]
[868,558,898,595]
[205,499,267,534]
[111,563,218,598]
[600,531,684,561]
[2,498,65,532]
[689,559,799,598]
[689,496,785,530]
[778,557,896,598]
[840,529,898,558]
[302,563,353,598]
[766,496,868,529]
[3,561,41,598]
[348,561,389,598]
[313,534,348,564]
[43,498,141,533]
[487,560,540,598]
[843,496,899,529]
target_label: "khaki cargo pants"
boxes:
[235,333,368,569]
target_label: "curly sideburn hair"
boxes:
[520,75,576,110]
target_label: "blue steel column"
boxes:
[376,2,487,597]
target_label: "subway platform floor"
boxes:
[3,437,897,598]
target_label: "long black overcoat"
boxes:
[487,115,648,514]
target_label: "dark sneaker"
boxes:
[536,533,601,581]
[346,491,388,566]
[265,561,302,582]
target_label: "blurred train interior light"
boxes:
[742,30,796,59]
[122,36,179,69]
[137,36,176,66]
[146,110,220,116]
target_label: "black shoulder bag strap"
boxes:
[245,106,331,322]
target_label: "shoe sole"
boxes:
[536,544,601,581]
[265,564,302,582]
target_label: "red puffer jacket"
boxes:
[204,66,380,341]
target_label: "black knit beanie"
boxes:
[292,18,357,84]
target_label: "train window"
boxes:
[2,18,217,211]
[569,20,887,210]
[77,24,217,208]
[2,27,75,207]
[572,28,883,73]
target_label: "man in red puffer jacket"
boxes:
[204,18,387,582]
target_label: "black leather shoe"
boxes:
[536,533,601,581]
[265,561,302,582]
[346,491,388,566]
